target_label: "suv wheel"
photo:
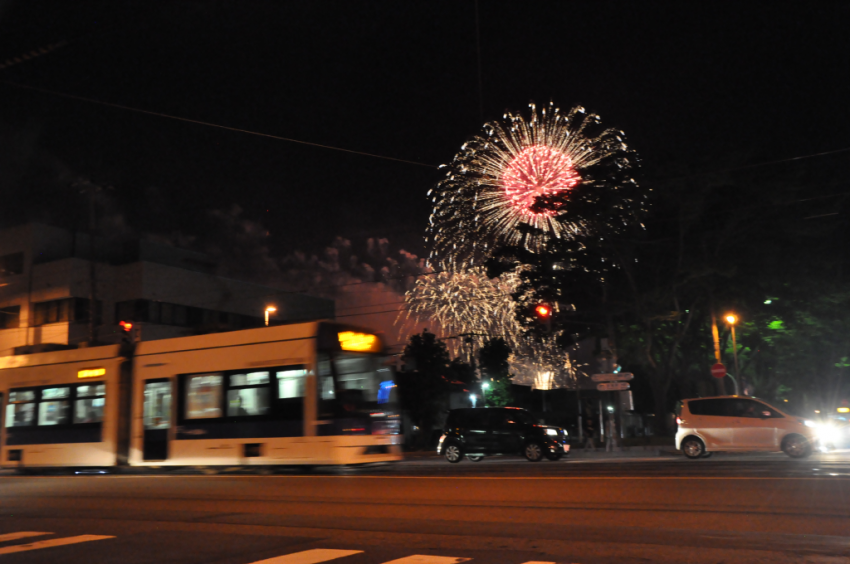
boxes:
[524,441,544,462]
[782,434,812,459]
[444,442,463,463]
[681,437,706,459]
[466,455,483,462]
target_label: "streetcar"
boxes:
[0,321,402,470]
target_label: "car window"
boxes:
[688,399,731,416]
[490,410,513,428]
[752,401,784,419]
[464,410,490,428]
[732,399,764,418]
[512,410,535,425]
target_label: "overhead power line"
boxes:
[1,81,438,169]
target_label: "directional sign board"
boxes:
[597,381,630,392]
[591,373,634,383]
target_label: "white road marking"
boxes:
[381,557,471,563]
[248,548,363,564]
[0,532,51,543]
[0,535,114,555]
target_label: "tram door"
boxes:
[143,380,172,461]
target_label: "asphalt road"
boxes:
[2,452,850,564]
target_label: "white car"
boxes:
[675,396,818,459]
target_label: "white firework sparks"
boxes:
[400,263,526,355]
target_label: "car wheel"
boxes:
[700,451,713,459]
[782,434,812,459]
[681,436,706,459]
[545,451,563,461]
[524,441,544,462]
[466,455,483,462]
[444,442,463,463]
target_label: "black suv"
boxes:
[438,407,569,463]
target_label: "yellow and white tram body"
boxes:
[1,321,402,469]
[0,345,128,468]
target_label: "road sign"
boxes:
[597,382,630,392]
[591,373,633,383]
[711,363,727,379]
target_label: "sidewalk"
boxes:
[404,444,681,460]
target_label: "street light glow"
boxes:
[725,314,737,325]
[264,305,277,326]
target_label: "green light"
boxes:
[764,300,772,304]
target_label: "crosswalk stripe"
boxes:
[0,535,115,555]
[381,557,471,564]
[249,549,363,564]
[0,532,52,543]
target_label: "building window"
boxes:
[0,305,20,329]
[0,252,24,276]
[33,299,71,325]
[114,299,262,330]
[33,298,101,326]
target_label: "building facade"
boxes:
[0,224,334,356]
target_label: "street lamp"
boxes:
[264,305,277,326]
[725,313,740,394]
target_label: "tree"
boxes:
[397,329,451,446]
[479,338,514,406]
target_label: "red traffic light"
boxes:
[119,321,133,332]
[535,304,551,318]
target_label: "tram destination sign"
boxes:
[597,381,630,392]
[591,373,634,383]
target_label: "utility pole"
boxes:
[76,180,101,345]
[711,308,726,395]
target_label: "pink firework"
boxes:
[428,101,639,265]
[502,145,581,218]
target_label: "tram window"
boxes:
[144,382,172,430]
[9,390,35,403]
[335,354,379,402]
[38,387,71,426]
[230,372,270,387]
[227,388,270,417]
[42,387,70,400]
[277,369,306,399]
[5,390,36,427]
[185,374,223,419]
[74,384,106,424]
[318,356,335,400]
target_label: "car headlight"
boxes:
[546,428,558,436]
[804,420,817,428]
[818,425,840,444]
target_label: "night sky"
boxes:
[1,1,849,257]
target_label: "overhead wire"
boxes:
[0,81,438,169]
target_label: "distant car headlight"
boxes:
[546,428,558,436]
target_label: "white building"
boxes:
[0,223,334,356]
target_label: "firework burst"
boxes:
[428,101,640,266]
[399,263,526,355]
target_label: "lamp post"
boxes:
[264,305,277,326]
[725,314,740,394]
